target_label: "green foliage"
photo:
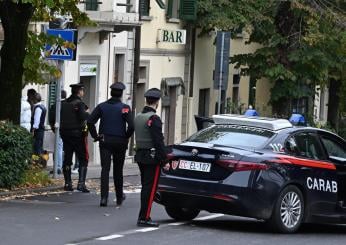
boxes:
[19,163,51,188]
[0,121,32,188]
[4,0,94,86]
[197,0,346,116]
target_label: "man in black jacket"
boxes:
[59,83,90,192]
[134,88,169,227]
[88,82,134,207]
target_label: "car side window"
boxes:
[321,137,346,159]
[291,133,325,160]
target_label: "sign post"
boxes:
[45,29,77,178]
[213,31,231,114]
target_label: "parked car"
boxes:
[156,114,346,233]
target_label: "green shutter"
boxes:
[155,0,165,9]
[139,0,150,16]
[166,0,173,18]
[86,0,98,11]
[48,82,57,119]
[179,0,197,21]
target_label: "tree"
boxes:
[0,0,91,123]
[197,0,346,122]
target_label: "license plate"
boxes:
[178,160,211,172]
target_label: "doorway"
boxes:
[80,66,98,164]
[162,87,177,145]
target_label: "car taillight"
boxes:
[167,153,175,160]
[216,159,268,172]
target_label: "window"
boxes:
[85,0,98,11]
[321,137,346,159]
[138,60,150,84]
[167,0,179,19]
[188,125,274,149]
[139,0,150,17]
[292,97,308,115]
[290,133,325,160]
[179,0,197,21]
[198,89,210,117]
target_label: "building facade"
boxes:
[22,0,141,164]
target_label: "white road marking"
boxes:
[68,213,224,244]
[136,227,159,232]
[124,188,141,194]
[95,234,124,240]
[195,214,225,221]
[166,222,186,226]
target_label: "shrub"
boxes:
[0,121,32,188]
[19,163,51,188]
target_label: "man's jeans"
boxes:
[33,129,44,155]
[56,136,63,169]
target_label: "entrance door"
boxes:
[80,75,97,164]
[163,87,177,145]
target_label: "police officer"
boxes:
[87,82,134,207]
[60,83,90,192]
[134,88,169,227]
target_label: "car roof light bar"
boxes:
[212,114,293,131]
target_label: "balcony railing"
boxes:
[79,0,140,24]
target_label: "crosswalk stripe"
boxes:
[95,234,124,240]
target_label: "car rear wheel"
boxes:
[165,206,200,221]
[268,185,304,233]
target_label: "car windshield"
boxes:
[188,125,275,149]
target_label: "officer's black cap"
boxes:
[69,83,84,89]
[110,82,126,90]
[144,88,161,99]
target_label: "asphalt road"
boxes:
[1,176,346,245]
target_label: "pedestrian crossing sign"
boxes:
[45,29,77,61]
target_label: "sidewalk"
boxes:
[48,156,140,179]
[0,157,140,198]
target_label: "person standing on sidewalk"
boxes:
[134,88,169,227]
[49,90,67,175]
[60,83,90,192]
[88,82,134,207]
[31,93,47,155]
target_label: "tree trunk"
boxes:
[327,79,341,130]
[0,1,34,123]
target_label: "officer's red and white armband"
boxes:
[122,107,130,114]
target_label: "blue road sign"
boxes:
[213,31,231,90]
[45,29,77,61]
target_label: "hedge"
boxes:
[0,121,32,188]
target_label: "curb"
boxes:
[0,175,139,198]
[0,185,64,198]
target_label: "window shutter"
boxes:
[139,0,150,16]
[179,0,197,21]
[166,0,173,19]
[86,0,98,11]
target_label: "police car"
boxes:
[156,114,346,233]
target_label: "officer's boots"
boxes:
[77,166,90,193]
[63,166,73,191]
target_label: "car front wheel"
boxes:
[268,185,304,233]
[165,206,200,221]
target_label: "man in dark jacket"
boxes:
[134,88,169,227]
[88,82,134,207]
[59,83,90,192]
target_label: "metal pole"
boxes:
[217,32,225,114]
[53,60,63,179]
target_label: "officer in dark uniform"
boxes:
[87,82,134,207]
[134,88,169,227]
[60,83,90,192]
